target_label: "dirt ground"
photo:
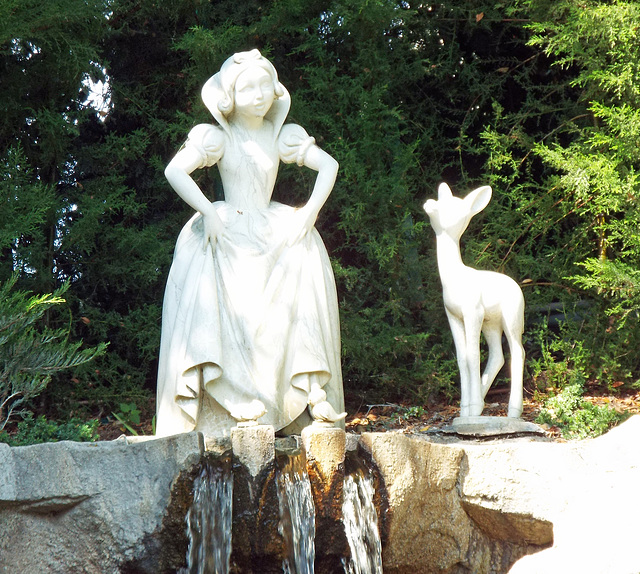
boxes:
[343,386,640,441]
[96,386,640,442]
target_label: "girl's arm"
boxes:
[301,145,339,219]
[288,145,339,245]
[165,146,224,250]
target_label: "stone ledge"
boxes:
[0,418,638,573]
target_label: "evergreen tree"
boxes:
[479,0,640,387]
[0,274,106,430]
[3,0,639,428]
[0,0,106,288]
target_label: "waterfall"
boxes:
[180,461,233,574]
[277,454,316,574]
[176,438,383,574]
[341,470,383,574]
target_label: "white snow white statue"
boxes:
[155,49,346,437]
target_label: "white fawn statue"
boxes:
[424,183,524,418]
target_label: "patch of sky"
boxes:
[82,62,112,121]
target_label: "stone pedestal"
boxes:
[302,425,346,482]
[302,425,348,569]
[230,424,275,478]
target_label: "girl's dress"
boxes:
[156,94,343,436]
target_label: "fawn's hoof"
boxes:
[469,403,484,417]
[507,406,523,418]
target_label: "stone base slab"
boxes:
[446,416,546,437]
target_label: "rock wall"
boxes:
[463,418,640,574]
[0,432,204,573]
[1,417,638,573]
[362,416,640,574]
[360,434,548,574]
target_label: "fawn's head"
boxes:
[423,183,492,240]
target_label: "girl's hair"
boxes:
[217,49,285,116]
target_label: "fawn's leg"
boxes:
[463,307,484,416]
[481,322,505,400]
[503,306,525,418]
[446,310,471,417]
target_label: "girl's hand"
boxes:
[287,206,317,246]
[203,207,225,250]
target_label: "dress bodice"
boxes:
[185,122,316,211]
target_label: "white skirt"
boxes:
[155,201,343,436]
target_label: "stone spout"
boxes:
[302,425,350,571]
[228,425,282,571]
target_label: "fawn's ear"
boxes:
[437,182,453,201]
[465,185,492,216]
[423,198,437,215]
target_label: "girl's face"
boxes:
[233,66,276,121]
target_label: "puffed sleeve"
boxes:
[184,123,224,168]
[278,124,317,166]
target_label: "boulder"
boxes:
[361,415,640,574]
[498,417,640,574]
[1,417,638,573]
[360,433,543,573]
[0,433,204,574]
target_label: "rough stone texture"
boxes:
[1,417,639,573]
[229,426,283,573]
[360,433,538,574]
[302,426,346,482]
[361,415,640,574]
[0,432,204,574]
[466,416,640,574]
[231,424,275,479]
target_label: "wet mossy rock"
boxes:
[1,418,639,573]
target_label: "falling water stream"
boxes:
[277,454,316,574]
[341,470,383,574]
[178,444,383,573]
[180,461,233,574]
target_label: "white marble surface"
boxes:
[156,50,345,437]
[424,183,525,418]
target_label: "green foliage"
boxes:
[0,275,107,430]
[527,1,640,103]
[529,313,633,438]
[536,383,621,440]
[472,0,640,422]
[390,404,427,424]
[0,145,56,271]
[529,319,591,390]
[0,413,99,446]
[571,259,640,328]
[3,0,640,428]
[112,401,141,435]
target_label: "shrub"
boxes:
[0,274,107,431]
[0,413,99,446]
[536,382,622,440]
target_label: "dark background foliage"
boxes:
[2,0,639,432]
